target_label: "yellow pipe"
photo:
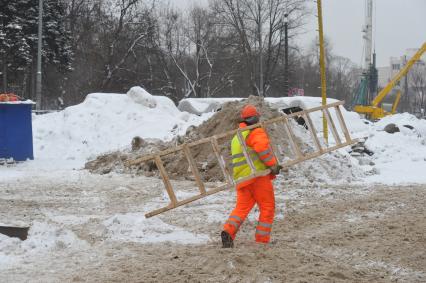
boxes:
[317,0,328,143]
[392,91,401,114]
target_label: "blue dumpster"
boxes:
[0,102,34,161]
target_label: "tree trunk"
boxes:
[2,55,7,93]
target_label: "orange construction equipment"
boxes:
[0,93,20,102]
[222,105,280,246]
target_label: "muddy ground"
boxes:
[0,171,425,283]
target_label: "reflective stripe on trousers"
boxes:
[225,215,243,231]
[255,221,272,241]
[223,175,275,242]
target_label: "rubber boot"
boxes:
[221,231,234,248]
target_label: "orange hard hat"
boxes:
[240,104,259,119]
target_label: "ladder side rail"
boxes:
[145,183,230,218]
[281,139,357,168]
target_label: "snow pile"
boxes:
[86,96,365,183]
[0,221,88,267]
[361,113,426,184]
[178,98,243,115]
[103,212,209,244]
[127,86,157,108]
[0,99,35,105]
[32,87,210,167]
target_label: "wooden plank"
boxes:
[323,108,342,145]
[154,155,178,206]
[303,112,323,152]
[211,137,234,185]
[183,144,206,195]
[282,118,303,158]
[236,129,257,173]
[334,106,351,143]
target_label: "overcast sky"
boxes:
[173,0,425,67]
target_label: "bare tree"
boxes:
[410,61,426,116]
[100,0,156,90]
[211,0,308,96]
[6,0,359,106]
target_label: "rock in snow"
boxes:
[384,123,400,134]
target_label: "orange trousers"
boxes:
[223,175,275,243]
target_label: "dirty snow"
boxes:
[103,212,209,244]
[0,221,88,267]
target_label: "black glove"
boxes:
[269,164,283,175]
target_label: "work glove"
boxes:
[269,164,283,175]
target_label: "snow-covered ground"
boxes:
[1,88,426,281]
[361,113,426,184]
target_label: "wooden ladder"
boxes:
[127,101,357,218]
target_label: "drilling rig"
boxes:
[353,0,426,119]
[352,0,378,111]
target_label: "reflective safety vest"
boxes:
[230,130,268,181]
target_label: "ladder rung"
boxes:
[183,144,206,195]
[282,117,304,158]
[303,112,323,152]
[236,129,257,173]
[210,137,234,185]
[154,155,178,206]
[322,108,342,145]
[334,106,351,143]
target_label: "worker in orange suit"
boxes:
[221,104,282,248]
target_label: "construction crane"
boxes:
[352,0,378,113]
[354,42,426,119]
